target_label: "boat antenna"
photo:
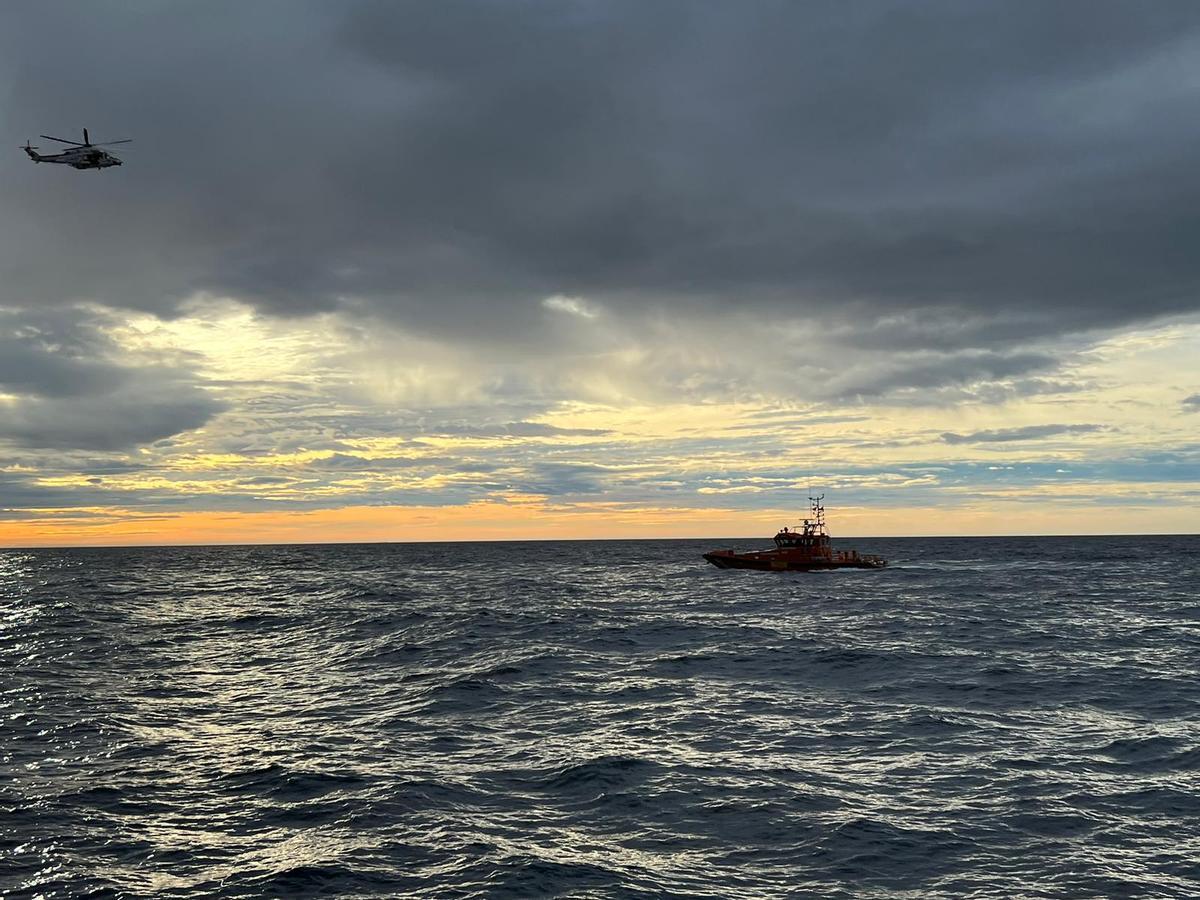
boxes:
[809,492,825,532]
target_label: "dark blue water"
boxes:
[3,536,1199,898]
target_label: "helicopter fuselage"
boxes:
[25,145,122,169]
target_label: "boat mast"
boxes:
[809,493,825,535]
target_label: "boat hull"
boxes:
[703,549,886,571]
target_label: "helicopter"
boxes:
[22,128,130,169]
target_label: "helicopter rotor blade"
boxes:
[40,135,86,146]
[83,128,89,145]
[93,140,132,146]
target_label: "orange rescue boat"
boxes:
[704,495,886,572]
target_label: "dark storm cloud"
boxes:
[825,351,1059,401]
[0,333,126,398]
[1,386,224,451]
[3,0,1200,353]
[941,424,1103,445]
[0,308,128,397]
[0,307,224,450]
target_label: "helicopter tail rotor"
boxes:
[22,141,41,161]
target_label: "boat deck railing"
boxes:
[834,550,887,567]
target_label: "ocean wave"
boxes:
[4,535,1199,898]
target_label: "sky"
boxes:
[1,0,1198,546]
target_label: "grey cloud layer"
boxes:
[3,1,1200,348]
[4,0,1200,488]
[0,308,224,450]
[941,424,1103,445]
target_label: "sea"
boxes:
[3,535,1199,899]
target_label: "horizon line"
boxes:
[2,531,1196,551]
